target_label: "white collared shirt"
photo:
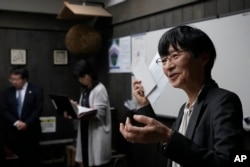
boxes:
[16,82,28,105]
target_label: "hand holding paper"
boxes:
[133,80,150,107]
[70,101,97,119]
[124,99,138,111]
[49,94,97,119]
[132,60,157,97]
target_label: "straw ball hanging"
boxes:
[65,24,102,55]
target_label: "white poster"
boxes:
[131,33,146,69]
[109,36,131,73]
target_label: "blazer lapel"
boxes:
[22,84,32,112]
[173,104,185,131]
[185,101,204,139]
[185,79,218,139]
[9,88,19,118]
[10,89,17,103]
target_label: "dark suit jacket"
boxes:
[0,82,43,146]
[137,79,244,167]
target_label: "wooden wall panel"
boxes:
[230,0,244,12]
[164,11,174,28]
[204,0,217,18]
[183,5,194,23]
[246,0,250,8]
[217,0,230,14]
[172,8,183,25]
[112,0,250,37]
[193,3,205,20]
[107,0,201,24]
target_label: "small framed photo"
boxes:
[10,49,27,65]
[53,50,68,65]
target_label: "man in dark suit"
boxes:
[120,26,244,167]
[0,66,43,167]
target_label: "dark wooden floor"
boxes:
[5,158,67,167]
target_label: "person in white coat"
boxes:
[65,59,112,167]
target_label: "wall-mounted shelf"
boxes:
[57,2,112,20]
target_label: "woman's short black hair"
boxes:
[73,60,98,81]
[9,66,29,80]
[158,25,216,79]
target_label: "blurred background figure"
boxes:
[0,66,43,167]
[64,60,112,167]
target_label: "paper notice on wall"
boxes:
[40,116,56,133]
[109,36,131,73]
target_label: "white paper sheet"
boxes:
[148,53,169,105]
[132,59,157,96]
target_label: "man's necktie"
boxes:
[16,90,22,118]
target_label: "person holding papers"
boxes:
[64,60,112,167]
[119,26,244,167]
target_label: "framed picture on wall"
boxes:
[53,50,68,65]
[10,49,27,65]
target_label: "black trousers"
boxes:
[81,120,89,167]
[0,134,6,166]
[4,131,40,167]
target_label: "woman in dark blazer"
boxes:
[119,26,244,167]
